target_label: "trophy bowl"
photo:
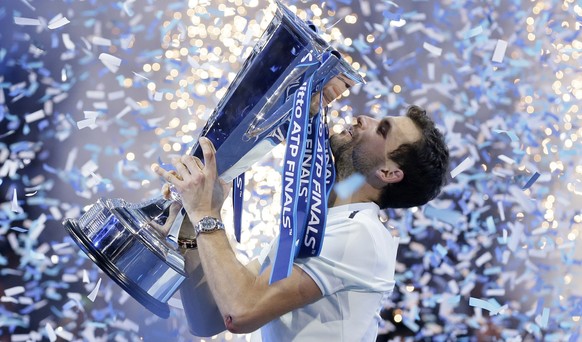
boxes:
[64,0,364,318]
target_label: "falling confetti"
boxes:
[87,278,102,302]
[492,39,508,63]
[450,156,474,178]
[0,0,580,341]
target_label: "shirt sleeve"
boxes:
[295,219,396,296]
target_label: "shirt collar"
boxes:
[328,202,380,216]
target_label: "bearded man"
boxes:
[153,94,449,340]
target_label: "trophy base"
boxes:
[64,219,171,318]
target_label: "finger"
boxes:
[323,85,341,105]
[153,164,183,185]
[169,170,183,181]
[194,158,204,170]
[181,154,201,174]
[200,137,218,176]
[173,157,190,177]
[162,183,171,198]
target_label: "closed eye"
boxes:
[377,118,391,138]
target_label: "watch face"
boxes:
[200,218,216,231]
[197,217,223,235]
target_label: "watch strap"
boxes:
[177,237,197,249]
[195,216,225,237]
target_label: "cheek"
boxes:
[357,138,386,159]
[353,142,385,171]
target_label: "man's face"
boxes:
[330,115,422,181]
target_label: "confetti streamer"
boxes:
[508,185,535,213]
[81,160,98,177]
[450,156,474,178]
[92,37,112,46]
[538,308,550,329]
[333,173,365,200]
[87,278,102,302]
[498,154,516,165]
[0,1,578,340]
[48,206,62,221]
[98,53,122,73]
[492,39,508,63]
[55,329,74,341]
[493,129,519,143]
[29,214,47,241]
[11,189,22,213]
[19,0,36,10]
[77,118,97,130]
[522,172,540,190]
[25,109,46,123]
[0,130,15,138]
[507,222,524,252]
[52,242,70,251]
[424,205,464,225]
[485,288,505,296]
[497,201,506,221]
[62,33,75,50]
[475,252,492,267]
[4,286,25,297]
[427,63,435,80]
[45,323,57,342]
[497,229,508,244]
[13,17,41,26]
[469,297,502,315]
[464,25,483,39]
[448,280,459,294]
[423,42,442,56]
[402,318,420,332]
[47,15,70,29]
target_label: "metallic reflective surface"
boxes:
[64,198,186,318]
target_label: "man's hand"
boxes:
[153,137,231,221]
[309,75,350,115]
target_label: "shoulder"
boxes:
[325,202,389,242]
[297,204,396,294]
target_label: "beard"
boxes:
[330,134,383,182]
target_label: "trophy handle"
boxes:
[166,208,186,247]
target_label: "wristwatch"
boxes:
[195,216,225,237]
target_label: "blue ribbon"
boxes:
[228,51,338,283]
[294,114,315,257]
[232,173,245,243]
[270,56,319,284]
[296,111,328,257]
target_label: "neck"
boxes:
[328,183,378,208]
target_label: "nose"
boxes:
[355,115,378,130]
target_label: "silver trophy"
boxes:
[63,1,364,318]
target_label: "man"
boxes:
[153,103,449,340]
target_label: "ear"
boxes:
[375,167,404,184]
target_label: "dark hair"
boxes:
[377,105,449,209]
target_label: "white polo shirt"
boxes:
[253,202,399,341]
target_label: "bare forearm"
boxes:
[154,136,323,335]
[195,229,264,332]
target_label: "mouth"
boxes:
[340,127,352,137]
